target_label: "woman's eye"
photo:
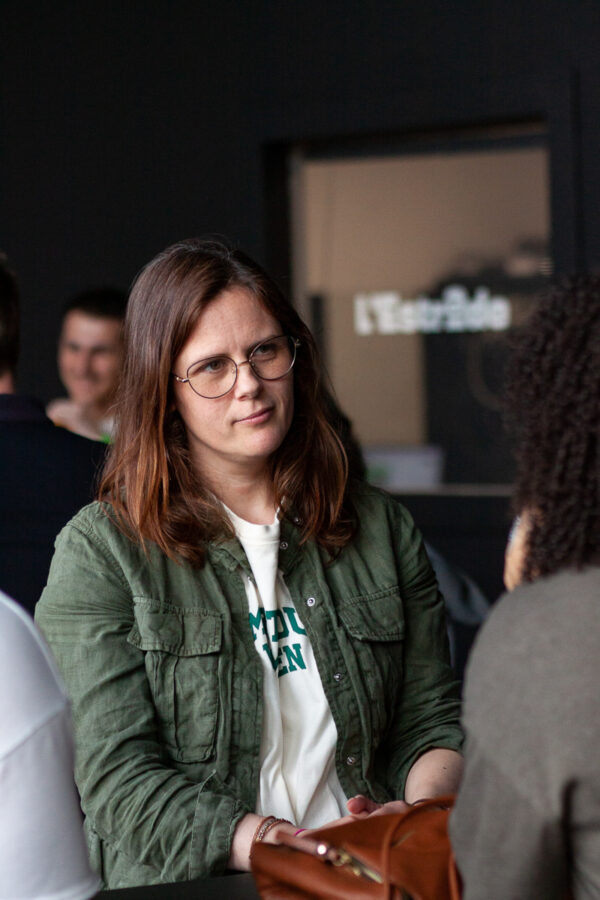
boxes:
[253,342,276,357]
[196,357,228,375]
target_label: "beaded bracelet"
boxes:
[252,815,292,846]
[252,816,276,845]
[261,817,291,841]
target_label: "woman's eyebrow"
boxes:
[194,333,280,361]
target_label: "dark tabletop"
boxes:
[95,873,260,899]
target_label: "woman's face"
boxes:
[172,286,294,485]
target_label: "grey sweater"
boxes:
[450,567,600,900]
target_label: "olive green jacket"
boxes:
[36,484,462,889]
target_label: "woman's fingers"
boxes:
[346,794,381,816]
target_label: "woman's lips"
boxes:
[236,406,273,424]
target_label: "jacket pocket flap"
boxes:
[129,601,222,656]
[338,590,405,641]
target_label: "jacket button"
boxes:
[280,541,288,550]
[346,755,357,766]
[333,672,342,682]
[306,597,316,607]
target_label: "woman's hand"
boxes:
[233,807,377,869]
[346,747,463,820]
[232,812,354,870]
[347,795,411,818]
[235,748,463,871]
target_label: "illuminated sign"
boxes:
[353,285,511,335]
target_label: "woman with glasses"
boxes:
[36,238,462,889]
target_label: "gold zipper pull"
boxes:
[316,842,383,883]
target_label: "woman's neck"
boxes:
[208,470,276,525]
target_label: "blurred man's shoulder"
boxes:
[0,396,105,464]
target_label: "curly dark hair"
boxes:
[505,275,600,580]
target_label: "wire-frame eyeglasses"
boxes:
[172,334,300,399]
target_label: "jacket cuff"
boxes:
[189,773,250,879]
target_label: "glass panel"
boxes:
[292,136,551,491]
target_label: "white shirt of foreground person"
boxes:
[0,591,100,900]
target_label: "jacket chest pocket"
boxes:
[128,601,222,764]
[337,591,405,740]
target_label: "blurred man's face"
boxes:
[58,310,123,410]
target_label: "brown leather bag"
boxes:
[251,795,461,900]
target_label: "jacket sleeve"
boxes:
[35,519,249,883]
[380,501,463,796]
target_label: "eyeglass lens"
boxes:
[186,335,296,398]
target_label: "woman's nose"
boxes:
[233,359,261,396]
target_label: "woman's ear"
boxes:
[503,511,531,591]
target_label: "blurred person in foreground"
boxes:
[0,589,100,900]
[46,286,127,442]
[36,238,463,888]
[0,254,105,614]
[450,275,600,899]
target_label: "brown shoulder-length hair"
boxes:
[100,237,356,566]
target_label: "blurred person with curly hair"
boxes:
[450,275,600,899]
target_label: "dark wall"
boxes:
[396,492,512,604]
[3,1,600,401]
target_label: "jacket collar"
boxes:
[208,515,304,577]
